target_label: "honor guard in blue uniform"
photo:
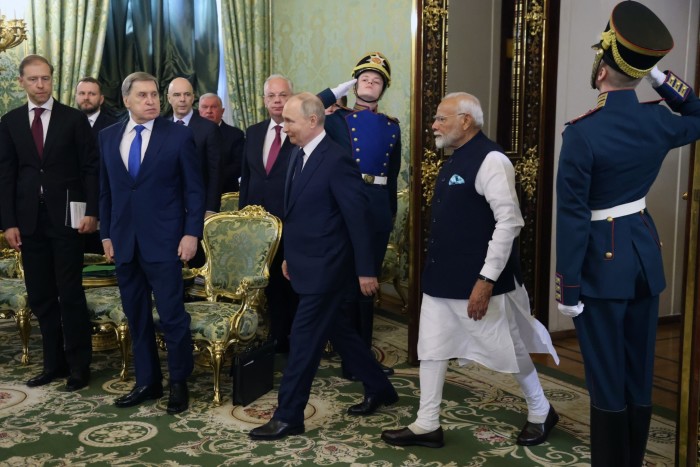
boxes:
[319,52,401,377]
[555,2,700,465]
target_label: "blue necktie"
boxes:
[128,125,145,179]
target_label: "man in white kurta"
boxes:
[382,92,559,448]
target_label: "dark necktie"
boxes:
[176,119,185,125]
[265,124,282,174]
[293,149,305,180]
[31,107,45,158]
[128,125,145,179]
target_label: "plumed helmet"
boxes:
[351,52,391,88]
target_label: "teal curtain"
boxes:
[98,0,219,113]
[27,0,110,106]
[219,0,269,128]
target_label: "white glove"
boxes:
[558,301,584,318]
[331,79,357,99]
[645,65,666,88]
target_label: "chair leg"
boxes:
[15,307,31,365]
[210,344,225,405]
[116,323,131,381]
[393,276,407,311]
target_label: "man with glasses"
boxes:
[381,92,559,448]
[239,74,298,353]
[318,52,401,380]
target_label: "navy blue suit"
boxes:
[99,117,205,385]
[319,89,401,359]
[555,75,700,417]
[272,135,395,425]
[239,118,297,351]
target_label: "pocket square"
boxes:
[448,174,465,185]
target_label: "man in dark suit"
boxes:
[239,74,297,353]
[555,2,700,465]
[75,76,119,254]
[167,77,223,214]
[99,72,205,415]
[249,93,397,441]
[0,54,97,391]
[198,93,245,193]
[76,77,118,138]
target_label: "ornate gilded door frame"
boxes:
[408,0,559,363]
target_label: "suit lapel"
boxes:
[252,120,270,174]
[138,117,166,178]
[10,104,41,162]
[285,138,327,214]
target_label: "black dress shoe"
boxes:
[114,383,164,408]
[26,369,69,388]
[516,405,559,446]
[249,419,305,440]
[166,382,189,415]
[381,426,444,448]
[347,391,399,415]
[65,370,91,391]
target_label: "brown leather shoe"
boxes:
[381,426,444,448]
[516,405,559,446]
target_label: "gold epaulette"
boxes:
[566,93,607,125]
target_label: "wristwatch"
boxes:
[478,274,495,285]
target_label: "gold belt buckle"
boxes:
[362,174,375,184]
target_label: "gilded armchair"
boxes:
[157,205,281,405]
[220,192,240,212]
[377,189,409,311]
[0,232,32,364]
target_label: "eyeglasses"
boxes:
[433,113,466,123]
[264,92,290,100]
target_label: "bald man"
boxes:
[167,78,223,214]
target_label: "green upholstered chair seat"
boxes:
[185,301,259,343]
[0,258,18,279]
[84,286,131,380]
[85,286,127,324]
[0,278,28,311]
[0,277,32,364]
[220,192,239,212]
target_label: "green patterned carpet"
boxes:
[0,314,675,466]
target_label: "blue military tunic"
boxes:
[555,78,700,306]
[319,89,401,239]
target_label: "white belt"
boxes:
[362,174,388,185]
[590,197,646,221]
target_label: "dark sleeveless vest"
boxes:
[421,131,522,299]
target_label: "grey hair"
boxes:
[293,92,325,125]
[444,92,484,128]
[264,74,294,94]
[199,93,222,105]
[121,72,159,97]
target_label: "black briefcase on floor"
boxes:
[231,340,275,406]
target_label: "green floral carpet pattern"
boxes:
[0,316,675,466]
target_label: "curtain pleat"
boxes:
[219,0,269,128]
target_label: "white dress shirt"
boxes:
[27,96,54,142]
[119,118,155,169]
[475,151,525,282]
[87,109,101,127]
[262,120,287,167]
[173,110,193,126]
